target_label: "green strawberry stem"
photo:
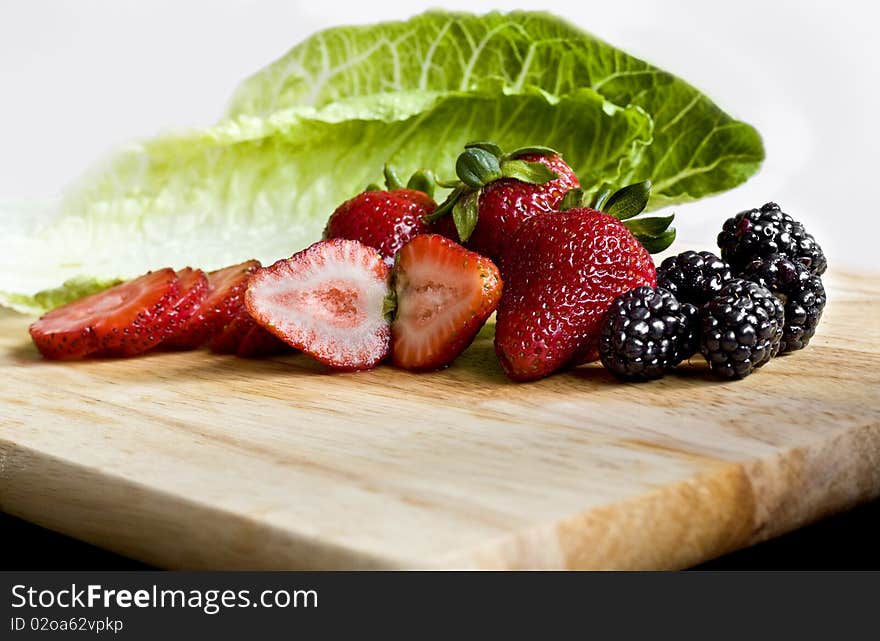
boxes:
[384,165,404,191]
[456,148,502,188]
[406,169,436,199]
[382,290,398,320]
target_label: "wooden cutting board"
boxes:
[1,268,878,569]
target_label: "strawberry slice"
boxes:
[245,239,391,371]
[168,267,209,326]
[208,310,254,355]
[391,234,502,371]
[29,268,181,359]
[237,324,293,358]
[98,267,209,357]
[163,260,260,349]
[208,309,292,358]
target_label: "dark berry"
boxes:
[717,202,826,275]
[599,286,698,381]
[657,250,734,305]
[741,254,826,353]
[700,279,785,379]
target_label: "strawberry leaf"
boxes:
[589,184,614,210]
[506,145,559,158]
[500,159,558,184]
[635,229,676,254]
[604,180,652,220]
[624,214,674,236]
[464,141,503,158]
[452,190,480,242]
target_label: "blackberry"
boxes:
[657,250,734,305]
[701,279,784,379]
[741,254,826,353]
[717,202,826,275]
[599,286,698,381]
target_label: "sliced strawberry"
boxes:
[163,260,260,349]
[101,266,211,357]
[208,309,292,358]
[208,310,254,355]
[168,267,209,324]
[245,239,391,371]
[391,234,502,371]
[29,268,181,359]
[236,324,293,358]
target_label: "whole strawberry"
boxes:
[324,166,436,267]
[428,142,579,263]
[494,183,672,382]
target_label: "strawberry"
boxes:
[163,259,260,349]
[323,166,437,267]
[208,309,253,355]
[494,187,668,381]
[209,308,291,358]
[29,268,182,359]
[98,266,209,357]
[237,323,293,358]
[391,234,502,371]
[245,239,392,371]
[166,267,209,328]
[428,142,579,263]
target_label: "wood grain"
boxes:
[1,269,878,569]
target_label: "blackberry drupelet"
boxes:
[741,253,826,353]
[599,286,698,381]
[717,202,827,275]
[700,279,785,379]
[657,250,734,305]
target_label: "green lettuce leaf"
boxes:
[228,10,764,207]
[3,276,122,316]
[1,86,650,313]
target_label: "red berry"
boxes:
[163,260,260,349]
[324,189,435,267]
[209,308,292,358]
[208,309,254,355]
[433,153,579,263]
[494,208,656,381]
[391,234,502,371]
[245,239,392,371]
[166,267,209,328]
[29,268,183,359]
[236,323,293,358]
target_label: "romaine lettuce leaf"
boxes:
[228,10,764,207]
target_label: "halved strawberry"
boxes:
[29,268,181,359]
[208,309,292,358]
[391,234,502,371]
[245,239,391,371]
[163,260,260,349]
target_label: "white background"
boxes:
[0,0,877,269]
